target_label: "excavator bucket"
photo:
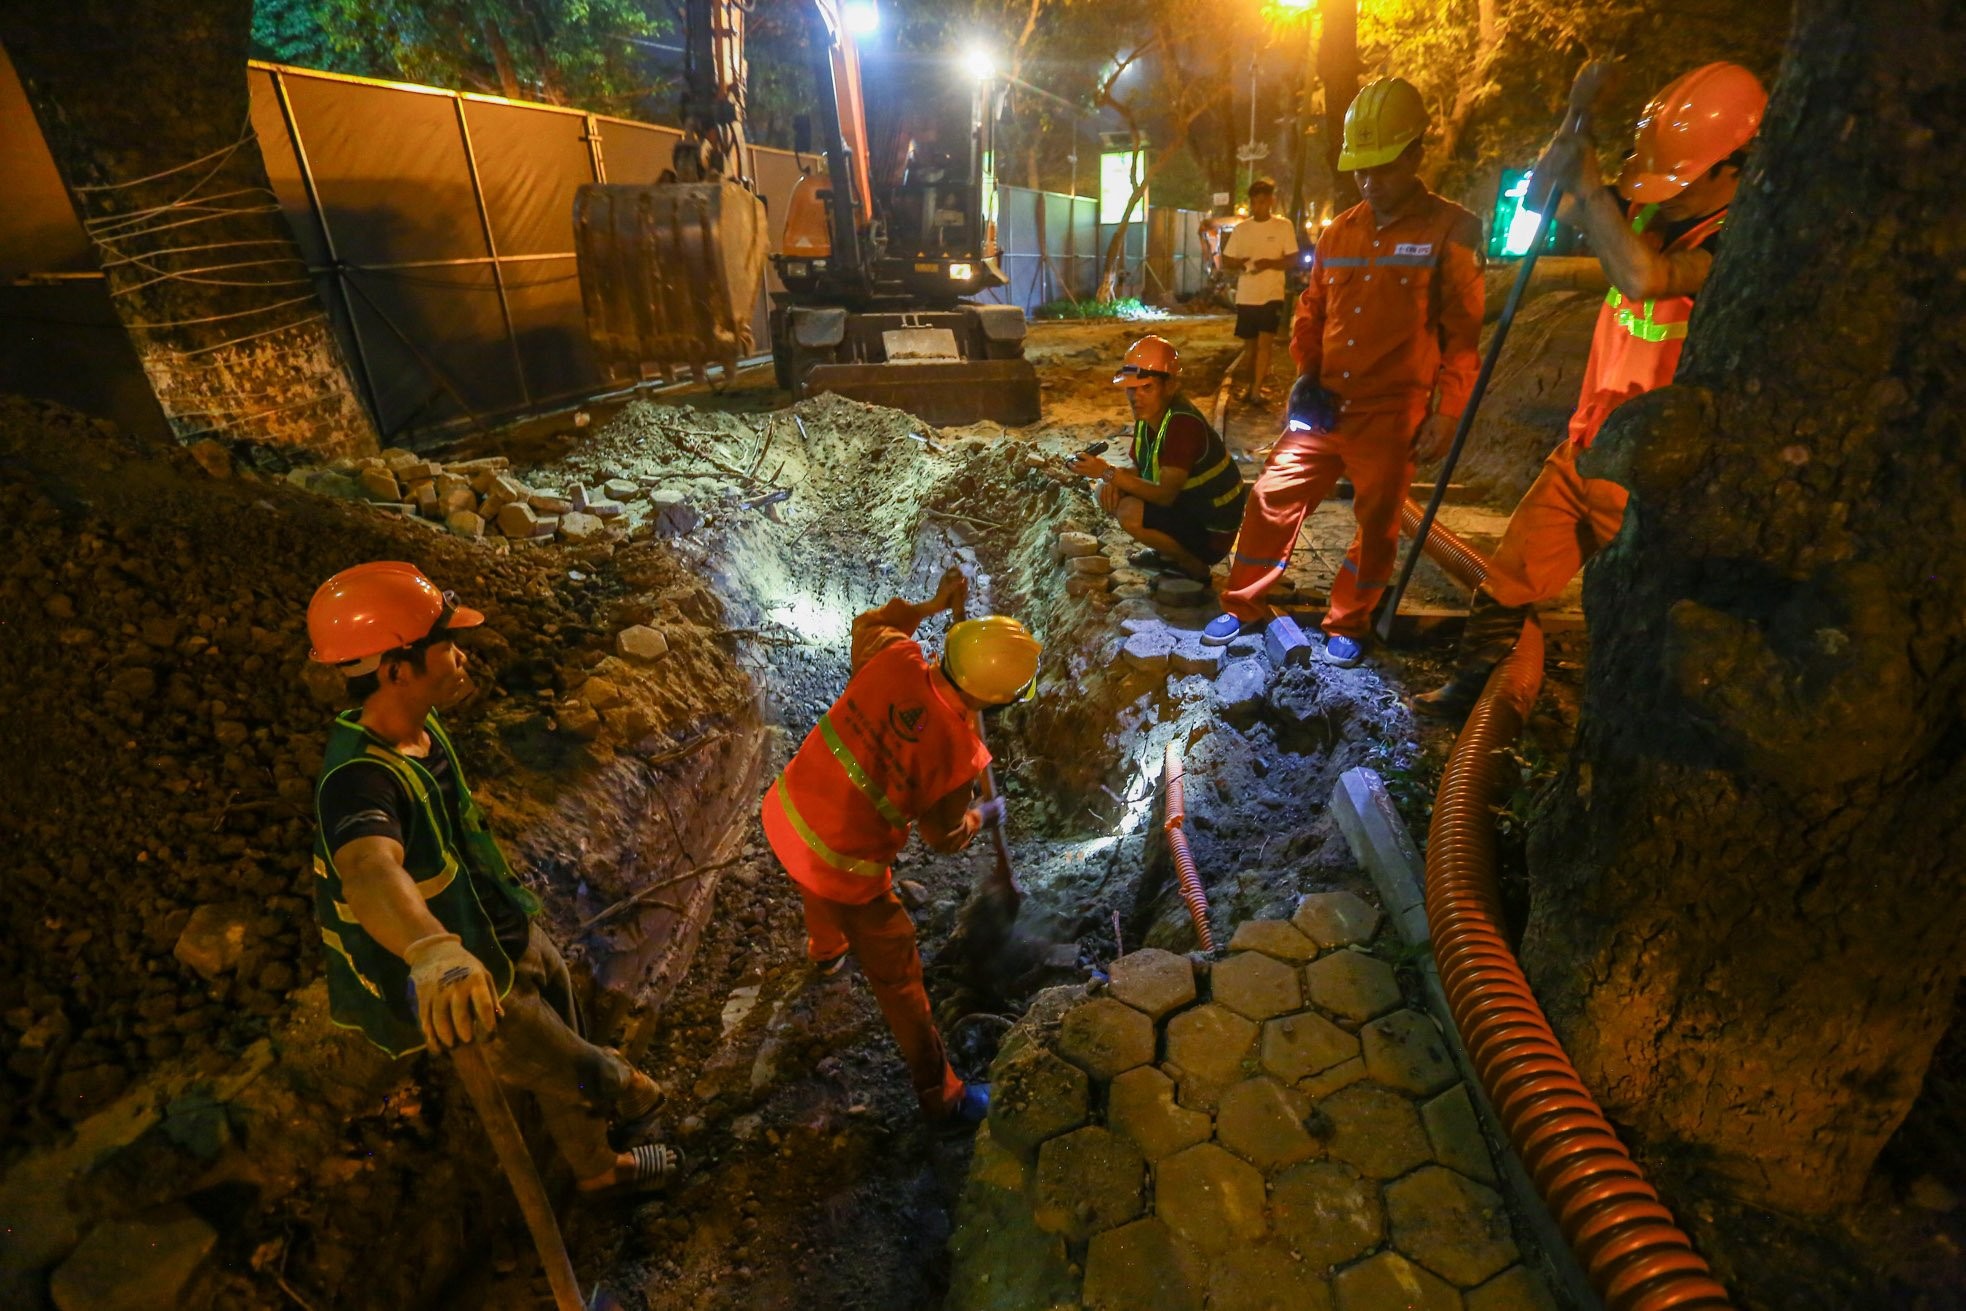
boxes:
[775,304,1044,427]
[573,180,769,386]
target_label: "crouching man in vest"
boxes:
[1068,335,1249,583]
[307,563,678,1197]
[1416,63,1767,720]
[762,567,1041,1126]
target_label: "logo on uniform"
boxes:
[1394,242,1434,257]
[889,703,926,742]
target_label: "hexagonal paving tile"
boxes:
[1212,951,1305,1020]
[1300,1056,1368,1101]
[1262,1010,1360,1084]
[1110,947,1198,1020]
[1227,919,1320,963]
[1216,1076,1318,1171]
[1291,891,1384,949]
[1206,1240,1335,1311]
[1302,948,1402,1025]
[1362,1010,1458,1097]
[1082,1218,1205,1311]
[1271,1160,1384,1269]
[1422,1085,1496,1185]
[1386,1165,1520,1287]
[1155,1143,1268,1253]
[1057,997,1157,1081]
[988,1042,1090,1153]
[1466,1265,1560,1311]
[1032,1125,1147,1242]
[1163,1003,1258,1110]
[1317,1083,1433,1179]
[1332,1252,1460,1311]
[1108,1065,1211,1162]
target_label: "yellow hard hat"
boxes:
[1338,78,1429,172]
[943,616,1041,705]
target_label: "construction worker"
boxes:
[1416,62,1767,718]
[307,562,677,1198]
[1067,335,1249,581]
[1204,77,1485,665]
[761,567,1040,1126]
[1218,178,1300,403]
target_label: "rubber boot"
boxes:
[1415,592,1530,722]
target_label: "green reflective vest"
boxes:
[310,710,541,1057]
[1131,394,1248,533]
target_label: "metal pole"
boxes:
[583,112,609,184]
[269,68,383,429]
[453,96,532,406]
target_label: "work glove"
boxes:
[1285,376,1341,434]
[405,932,501,1050]
[973,796,1008,830]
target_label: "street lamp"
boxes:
[964,45,997,82]
[842,1,879,37]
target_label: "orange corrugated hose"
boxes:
[1161,742,1214,952]
[1425,620,1734,1310]
[1400,498,1490,590]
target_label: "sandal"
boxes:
[580,1143,684,1199]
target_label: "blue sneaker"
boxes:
[1201,613,1249,647]
[949,1082,991,1127]
[1321,634,1367,667]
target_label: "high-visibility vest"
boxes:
[763,640,989,903]
[1568,202,1728,448]
[1132,394,1248,534]
[311,710,542,1057]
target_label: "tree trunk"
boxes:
[1316,0,1358,213]
[0,0,376,459]
[1524,0,1966,1221]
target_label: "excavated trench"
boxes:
[0,317,1513,1311]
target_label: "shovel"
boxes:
[453,1043,619,1311]
[1375,61,1613,644]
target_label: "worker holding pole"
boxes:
[1415,62,1768,719]
[1204,77,1486,666]
[306,563,678,1199]
[761,567,1041,1126]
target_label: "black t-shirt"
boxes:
[318,732,531,959]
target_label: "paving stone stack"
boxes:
[1055,529,1117,606]
[947,892,1561,1311]
[298,449,644,546]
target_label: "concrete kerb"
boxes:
[1331,766,1603,1311]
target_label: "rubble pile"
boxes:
[0,397,754,1150]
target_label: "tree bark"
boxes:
[1524,0,1966,1220]
[1,0,376,459]
[1316,0,1358,213]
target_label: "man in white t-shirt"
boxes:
[1218,178,1300,403]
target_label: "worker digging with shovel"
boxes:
[761,565,1041,1126]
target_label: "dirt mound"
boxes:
[1452,291,1603,507]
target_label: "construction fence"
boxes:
[2,53,1214,442]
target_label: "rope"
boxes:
[121,293,320,331]
[70,127,256,193]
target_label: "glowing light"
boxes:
[1501,171,1542,256]
[964,45,996,81]
[1273,0,1316,10]
[948,262,975,280]
[842,1,879,36]
[768,597,846,644]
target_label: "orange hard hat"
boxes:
[307,561,484,668]
[1113,335,1179,388]
[1618,62,1767,201]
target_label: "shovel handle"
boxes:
[1375,61,1611,644]
[453,1043,587,1311]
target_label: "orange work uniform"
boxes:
[1221,188,1484,635]
[761,599,987,1116]
[1477,202,1726,615]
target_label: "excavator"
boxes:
[572,0,1042,427]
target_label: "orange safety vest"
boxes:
[1568,202,1728,448]
[762,640,990,903]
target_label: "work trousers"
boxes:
[474,923,639,1179]
[796,884,965,1117]
[1461,439,1630,668]
[1221,409,1416,637]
